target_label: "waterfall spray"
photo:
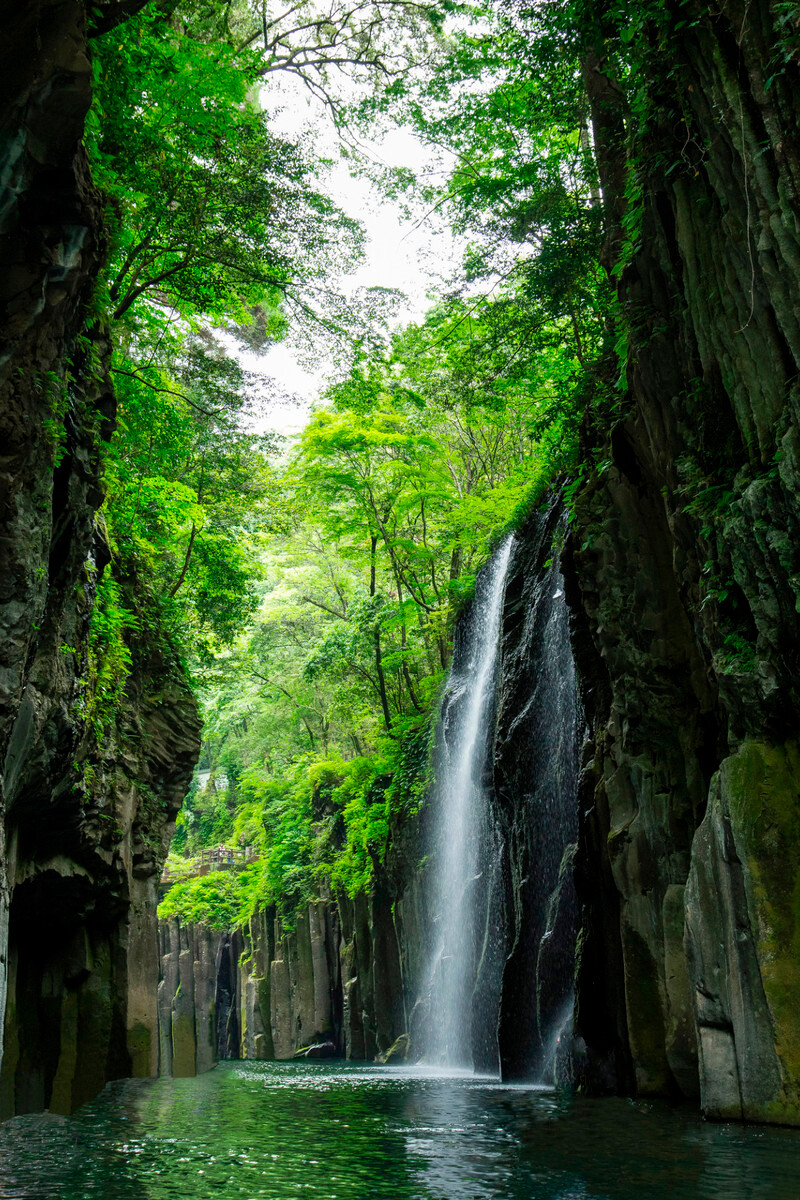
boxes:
[422,536,514,1071]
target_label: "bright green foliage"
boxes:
[85,570,138,739]
[94,0,613,933]
[359,0,610,370]
[89,5,363,329]
[103,339,281,658]
[84,1,371,665]
[171,777,235,855]
[170,283,581,927]
[159,721,431,925]
[158,867,263,930]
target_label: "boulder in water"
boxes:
[293,1040,337,1060]
[376,1034,411,1064]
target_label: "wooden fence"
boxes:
[159,844,257,890]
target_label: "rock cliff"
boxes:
[0,1,200,1117]
[572,0,800,1123]
[157,891,406,1071]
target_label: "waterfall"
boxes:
[494,505,581,1082]
[422,536,514,1071]
[418,504,582,1082]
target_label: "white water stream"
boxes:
[423,536,514,1069]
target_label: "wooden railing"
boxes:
[159,844,257,889]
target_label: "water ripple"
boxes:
[1,1063,799,1200]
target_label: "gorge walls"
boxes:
[157,513,582,1087]
[572,0,800,1123]
[1,0,107,1064]
[0,1,200,1116]
[157,893,407,1073]
[0,624,199,1118]
[3,0,800,1135]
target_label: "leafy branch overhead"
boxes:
[80,0,601,926]
[235,0,449,122]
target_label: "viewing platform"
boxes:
[158,845,257,897]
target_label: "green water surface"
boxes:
[1,1061,799,1200]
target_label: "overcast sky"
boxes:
[238,76,461,435]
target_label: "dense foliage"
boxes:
[81,0,608,930]
[164,280,585,923]
[86,2,371,666]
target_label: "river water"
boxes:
[1,1062,799,1200]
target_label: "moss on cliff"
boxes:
[722,741,800,1101]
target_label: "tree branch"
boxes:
[110,368,218,416]
[301,595,348,619]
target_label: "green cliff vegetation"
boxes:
[159,294,584,925]
[80,0,603,929]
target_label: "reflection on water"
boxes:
[1,1062,799,1200]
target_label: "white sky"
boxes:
[237,76,462,436]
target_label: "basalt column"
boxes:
[0,1,200,1117]
[572,0,800,1123]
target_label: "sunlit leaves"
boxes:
[104,336,282,658]
[92,7,364,331]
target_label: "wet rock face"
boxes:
[0,617,200,1118]
[0,0,109,765]
[157,892,406,1072]
[685,742,800,1122]
[158,921,228,1078]
[0,2,202,1117]
[572,0,800,1124]
[493,506,581,1081]
[0,0,108,1105]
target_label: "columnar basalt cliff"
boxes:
[494,509,581,1082]
[0,1,200,1117]
[0,618,200,1117]
[572,0,800,1123]
[156,516,580,1082]
[157,892,406,1071]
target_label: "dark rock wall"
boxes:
[573,0,800,1123]
[494,506,581,1082]
[0,2,201,1117]
[0,610,200,1118]
[157,891,408,1071]
[1,0,107,1060]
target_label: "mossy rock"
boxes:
[722,740,800,1110]
[375,1033,410,1064]
[620,919,672,1095]
[171,1012,197,1078]
[127,1020,153,1079]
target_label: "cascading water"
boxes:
[418,502,582,1083]
[421,536,514,1072]
[493,504,582,1083]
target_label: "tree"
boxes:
[232,0,449,125]
[91,5,364,331]
[106,335,284,655]
[85,1,374,668]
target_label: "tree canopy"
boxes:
[79,0,609,929]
